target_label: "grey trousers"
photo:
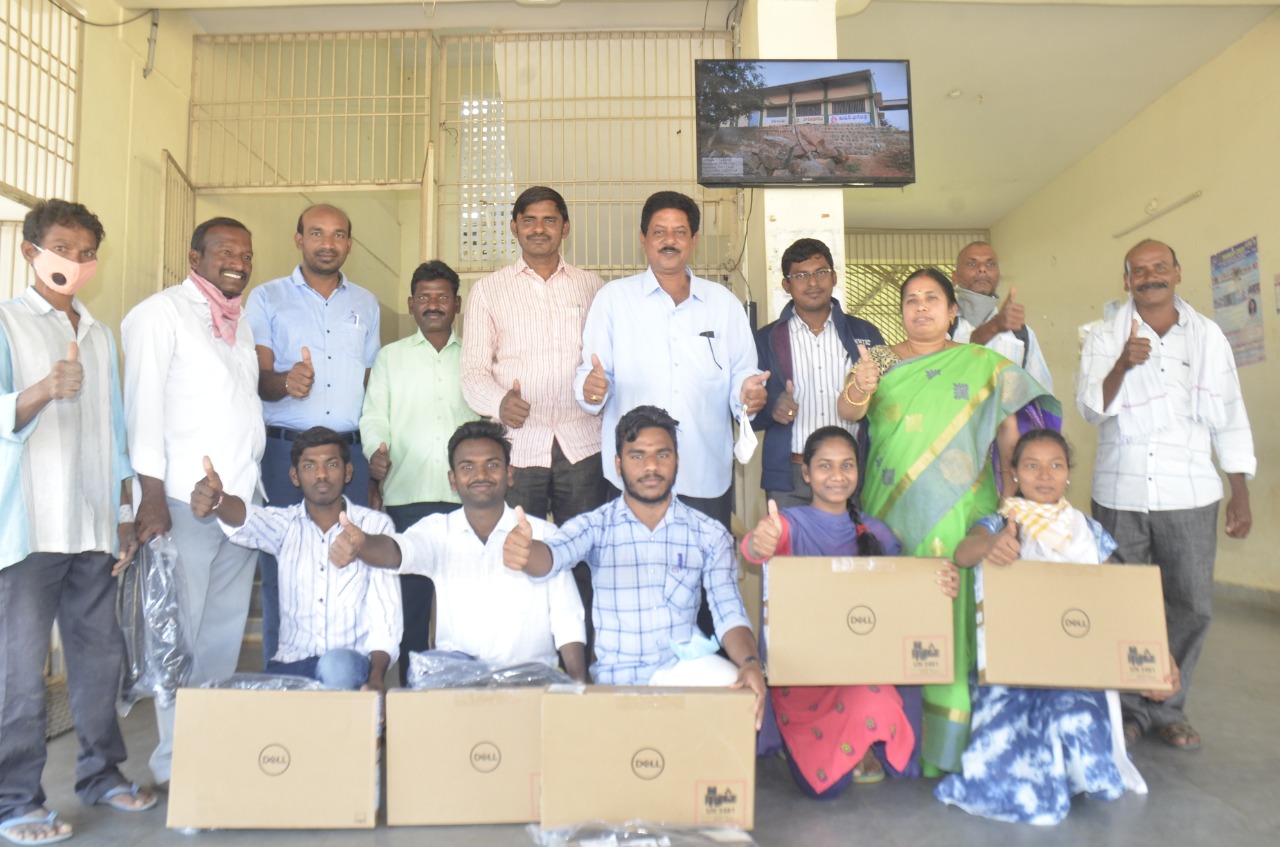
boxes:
[0,552,127,821]
[150,497,258,783]
[1092,500,1219,731]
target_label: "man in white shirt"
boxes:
[190,427,401,691]
[123,217,266,786]
[949,241,1054,392]
[329,420,587,681]
[0,200,153,844]
[1077,239,1255,753]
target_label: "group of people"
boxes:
[0,182,1253,841]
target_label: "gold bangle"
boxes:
[843,382,873,407]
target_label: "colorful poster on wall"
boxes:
[1210,236,1263,366]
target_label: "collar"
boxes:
[289,265,349,295]
[788,309,834,334]
[23,286,95,328]
[302,496,355,535]
[614,492,684,530]
[446,503,516,539]
[515,254,567,280]
[641,267,709,302]
[408,329,461,349]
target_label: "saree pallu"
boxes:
[860,345,1060,774]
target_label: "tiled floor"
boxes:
[33,594,1280,846]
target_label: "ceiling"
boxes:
[157,0,1276,230]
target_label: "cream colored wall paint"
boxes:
[75,5,199,330]
[992,9,1280,591]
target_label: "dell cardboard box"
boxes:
[765,556,955,686]
[540,686,755,829]
[977,560,1173,692]
[386,687,543,825]
[166,689,380,830]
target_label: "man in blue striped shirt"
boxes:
[501,405,766,728]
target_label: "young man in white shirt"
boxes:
[328,420,587,681]
[190,426,401,692]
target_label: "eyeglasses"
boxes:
[785,268,834,283]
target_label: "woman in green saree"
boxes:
[838,268,1060,775]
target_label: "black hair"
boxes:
[295,204,353,238]
[640,191,700,236]
[615,405,679,457]
[1011,428,1072,469]
[781,238,833,278]
[23,199,105,248]
[411,260,461,295]
[801,426,883,556]
[512,186,569,222]
[447,420,512,468]
[190,217,251,253]
[1124,239,1179,275]
[900,267,958,308]
[290,426,351,465]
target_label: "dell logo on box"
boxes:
[1061,609,1091,638]
[258,744,290,776]
[470,741,501,773]
[631,747,665,780]
[846,605,876,636]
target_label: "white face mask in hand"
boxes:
[734,406,758,464]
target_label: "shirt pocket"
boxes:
[340,322,368,361]
[662,553,704,610]
[675,333,728,381]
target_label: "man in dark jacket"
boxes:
[753,238,884,507]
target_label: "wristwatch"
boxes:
[740,656,767,677]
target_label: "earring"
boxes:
[1066,480,1071,487]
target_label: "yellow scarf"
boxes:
[998,497,1073,554]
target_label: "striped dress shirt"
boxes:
[787,313,857,453]
[461,256,605,468]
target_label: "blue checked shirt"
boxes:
[542,497,752,684]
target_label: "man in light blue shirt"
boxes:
[246,203,381,663]
[575,191,768,529]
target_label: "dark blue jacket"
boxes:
[753,300,885,492]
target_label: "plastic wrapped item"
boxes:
[117,534,193,716]
[407,651,573,689]
[526,822,758,847]
[202,672,324,691]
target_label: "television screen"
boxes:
[694,59,914,188]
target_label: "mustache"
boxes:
[1136,282,1168,292]
[422,310,446,318]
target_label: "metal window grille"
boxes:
[844,230,987,343]
[0,0,79,205]
[160,149,194,288]
[189,32,432,190]
[1,219,26,299]
[436,31,737,279]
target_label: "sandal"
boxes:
[0,810,73,846]
[852,749,885,784]
[1123,720,1142,749]
[1157,720,1202,751]
[95,782,157,813]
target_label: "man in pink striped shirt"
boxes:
[461,186,607,643]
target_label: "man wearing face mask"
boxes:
[122,217,266,788]
[0,200,155,844]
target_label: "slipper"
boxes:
[0,810,73,846]
[1123,720,1142,749]
[1157,720,1202,751]
[852,750,885,785]
[95,783,157,813]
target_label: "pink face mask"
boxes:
[32,246,97,296]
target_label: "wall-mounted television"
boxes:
[694,59,915,188]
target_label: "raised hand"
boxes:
[771,380,799,425]
[369,442,392,481]
[190,455,225,518]
[985,517,1021,567]
[329,511,366,568]
[748,499,783,560]
[851,343,879,395]
[994,285,1025,333]
[582,354,609,405]
[741,370,770,416]
[45,341,83,400]
[286,346,315,398]
[500,379,532,428]
[503,505,534,571]
[1118,318,1152,371]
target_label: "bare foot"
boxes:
[0,809,73,844]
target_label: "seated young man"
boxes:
[329,420,587,681]
[191,426,401,691]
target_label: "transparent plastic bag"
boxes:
[407,651,573,689]
[117,534,193,716]
[526,822,758,847]
[202,672,324,691]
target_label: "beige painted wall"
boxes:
[992,10,1279,591]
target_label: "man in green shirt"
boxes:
[359,260,478,684]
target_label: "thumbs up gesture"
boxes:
[582,354,609,405]
[994,285,1026,333]
[44,341,84,400]
[1118,317,1152,371]
[850,343,880,396]
[741,370,770,416]
[986,516,1022,567]
[329,511,367,568]
[190,455,225,517]
[370,442,392,481]
[285,346,315,398]
[771,379,799,425]
[748,499,784,560]
[503,506,534,571]
[500,378,532,428]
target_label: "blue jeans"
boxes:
[266,648,371,690]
